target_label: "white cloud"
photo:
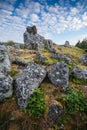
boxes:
[30,14,39,22]
[0,0,87,45]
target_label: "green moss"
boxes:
[9,69,20,77]
[67,62,74,70]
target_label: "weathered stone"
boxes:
[79,54,87,66]
[44,39,53,50]
[51,52,72,64]
[0,74,13,101]
[49,47,57,53]
[0,45,11,74]
[13,44,20,49]
[48,62,69,88]
[24,25,53,50]
[64,41,70,47]
[36,51,47,63]
[26,26,37,35]
[12,57,28,66]
[71,66,87,79]
[15,61,46,108]
[48,103,63,124]
[0,44,13,101]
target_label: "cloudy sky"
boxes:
[0,0,87,45]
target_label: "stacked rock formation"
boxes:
[24,25,53,50]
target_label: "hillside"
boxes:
[0,26,87,130]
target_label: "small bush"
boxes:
[9,69,20,77]
[26,88,46,118]
[5,41,15,46]
[64,90,87,115]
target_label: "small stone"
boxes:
[48,103,63,124]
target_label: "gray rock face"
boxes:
[71,66,87,79]
[24,25,53,50]
[48,103,63,124]
[0,74,13,101]
[13,44,20,49]
[51,52,72,64]
[64,41,70,47]
[48,62,69,88]
[0,45,13,101]
[12,57,28,66]
[15,61,46,108]
[36,51,47,63]
[79,54,87,66]
[0,45,11,73]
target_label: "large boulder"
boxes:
[0,45,13,101]
[79,54,87,66]
[15,61,46,108]
[48,62,69,88]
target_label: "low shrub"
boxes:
[26,88,46,118]
[58,89,87,123]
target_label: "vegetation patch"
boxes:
[5,41,15,46]
[25,88,46,118]
[70,73,87,85]
[58,89,87,123]
[9,69,20,77]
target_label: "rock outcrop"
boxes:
[51,52,72,64]
[15,61,46,108]
[24,25,53,50]
[79,54,87,66]
[0,45,13,101]
[36,51,47,64]
[48,62,69,88]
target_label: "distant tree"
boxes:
[75,38,87,49]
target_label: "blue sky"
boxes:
[0,0,87,45]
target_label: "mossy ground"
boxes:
[0,44,87,130]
